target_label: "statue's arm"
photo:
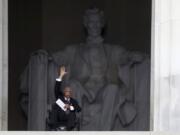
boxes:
[52,45,77,66]
[19,49,50,118]
[117,50,150,126]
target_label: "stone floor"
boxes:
[0,131,180,135]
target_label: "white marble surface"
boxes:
[152,0,180,131]
[152,132,180,135]
[0,0,8,131]
[0,131,151,135]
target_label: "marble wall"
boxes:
[152,0,180,131]
[0,0,8,131]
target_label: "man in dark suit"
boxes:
[48,66,81,131]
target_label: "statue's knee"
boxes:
[69,80,82,90]
[103,84,119,97]
[105,84,119,91]
[69,80,84,97]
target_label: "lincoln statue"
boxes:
[19,8,150,131]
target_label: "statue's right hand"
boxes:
[30,49,49,65]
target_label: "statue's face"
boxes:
[85,14,103,37]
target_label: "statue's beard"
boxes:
[87,30,102,37]
[86,33,104,44]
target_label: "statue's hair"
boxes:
[83,7,105,26]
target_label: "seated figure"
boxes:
[19,8,150,130]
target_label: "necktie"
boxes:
[65,98,70,114]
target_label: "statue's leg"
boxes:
[99,84,122,130]
[70,80,95,130]
[102,85,136,130]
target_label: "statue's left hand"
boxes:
[129,52,144,63]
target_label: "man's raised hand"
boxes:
[59,66,68,79]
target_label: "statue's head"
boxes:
[83,7,105,37]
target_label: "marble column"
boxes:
[0,0,8,130]
[152,0,180,131]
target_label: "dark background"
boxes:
[8,0,151,130]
